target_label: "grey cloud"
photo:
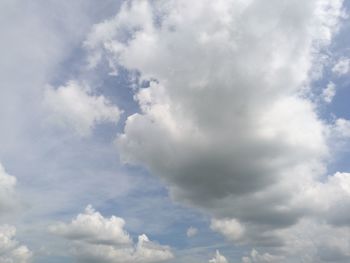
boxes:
[83,0,350,261]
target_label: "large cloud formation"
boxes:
[50,205,173,263]
[84,0,350,261]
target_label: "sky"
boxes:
[0,0,350,262]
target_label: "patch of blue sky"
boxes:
[309,4,350,175]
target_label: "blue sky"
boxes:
[0,1,350,263]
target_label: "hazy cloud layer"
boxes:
[50,206,173,263]
[242,249,283,263]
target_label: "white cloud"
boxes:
[50,205,173,263]
[322,81,336,103]
[333,118,350,138]
[0,164,30,262]
[210,219,244,242]
[332,57,350,76]
[0,225,32,263]
[209,250,228,263]
[110,0,336,226]
[303,172,350,226]
[186,227,198,238]
[43,81,121,137]
[49,205,131,246]
[83,0,347,261]
[271,218,350,263]
[0,162,17,212]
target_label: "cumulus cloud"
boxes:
[43,81,121,137]
[304,172,350,226]
[49,205,131,246]
[333,118,350,138]
[209,250,228,263]
[109,0,338,222]
[332,57,350,76]
[0,225,32,263]
[0,164,31,262]
[322,81,336,103]
[209,172,350,261]
[210,219,244,242]
[50,205,173,263]
[0,162,17,212]
[83,0,348,261]
[186,227,198,238]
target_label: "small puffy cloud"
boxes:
[43,81,121,137]
[210,219,245,242]
[209,250,228,263]
[333,118,350,138]
[322,82,336,103]
[0,225,32,263]
[49,205,132,246]
[0,162,17,212]
[332,57,350,76]
[50,205,173,263]
[186,227,198,238]
[84,0,154,71]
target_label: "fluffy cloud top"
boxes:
[0,163,30,262]
[332,57,350,75]
[81,0,348,261]
[322,81,336,103]
[49,205,131,246]
[0,162,17,212]
[50,206,173,263]
[334,118,350,138]
[44,81,121,136]
[0,225,32,263]
[209,250,228,263]
[210,219,245,242]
